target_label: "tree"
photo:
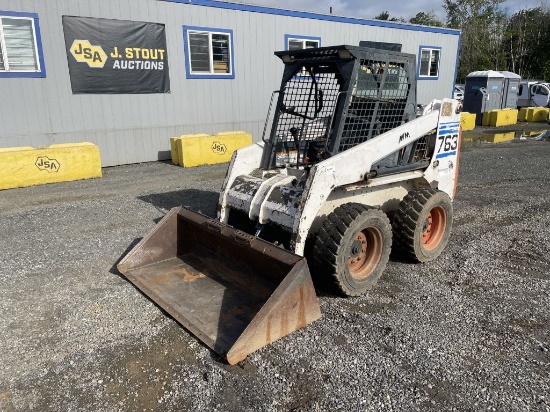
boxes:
[409,12,444,27]
[374,11,406,22]
[374,11,390,20]
[503,7,550,79]
[444,0,508,81]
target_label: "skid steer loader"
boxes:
[118,45,462,365]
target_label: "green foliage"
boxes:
[374,11,390,20]
[371,3,550,82]
[374,11,406,22]
[503,6,550,79]
[409,12,444,27]
[444,0,508,81]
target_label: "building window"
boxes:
[0,11,45,77]
[418,46,440,79]
[284,35,321,77]
[285,34,321,51]
[183,26,234,79]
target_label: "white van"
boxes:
[517,80,550,108]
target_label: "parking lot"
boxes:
[1,132,549,411]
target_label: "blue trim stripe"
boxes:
[0,10,38,18]
[0,10,46,78]
[436,151,457,159]
[163,0,461,35]
[33,15,46,78]
[439,124,460,129]
[438,122,460,134]
[452,34,462,96]
[438,128,459,135]
[0,70,45,78]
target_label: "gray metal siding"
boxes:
[0,0,460,166]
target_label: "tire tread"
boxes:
[310,203,391,296]
[392,188,452,263]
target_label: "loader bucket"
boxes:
[117,207,321,365]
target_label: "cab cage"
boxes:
[260,45,422,174]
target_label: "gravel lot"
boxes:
[1,131,549,411]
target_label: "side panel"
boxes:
[421,99,462,198]
[292,99,460,255]
[309,172,426,235]
[291,109,440,255]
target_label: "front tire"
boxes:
[392,188,453,263]
[310,203,392,297]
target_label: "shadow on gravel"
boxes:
[110,188,219,278]
[109,238,142,277]
[138,188,220,218]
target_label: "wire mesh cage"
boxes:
[272,65,343,166]
[266,45,423,171]
[338,58,410,152]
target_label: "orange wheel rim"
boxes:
[422,206,446,251]
[347,228,382,280]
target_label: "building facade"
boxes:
[0,0,461,166]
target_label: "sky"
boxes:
[223,0,547,23]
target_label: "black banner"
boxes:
[62,16,170,94]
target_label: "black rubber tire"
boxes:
[309,203,392,297]
[392,188,453,263]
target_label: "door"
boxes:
[501,79,518,108]
[531,84,550,107]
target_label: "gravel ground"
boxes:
[0,131,549,411]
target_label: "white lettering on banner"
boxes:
[112,60,164,70]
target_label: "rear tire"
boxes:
[392,188,453,263]
[310,203,392,297]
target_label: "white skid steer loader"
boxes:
[118,45,462,364]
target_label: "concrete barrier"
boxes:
[170,134,209,166]
[489,109,518,127]
[170,137,180,165]
[460,112,476,131]
[0,143,102,190]
[482,110,498,126]
[526,107,549,122]
[518,107,529,122]
[174,131,253,167]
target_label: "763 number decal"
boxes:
[437,133,459,153]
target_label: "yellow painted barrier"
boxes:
[0,143,102,190]
[170,137,180,165]
[490,109,518,127]
[175,131,253,167]
[526,107,549,122]
[518,107,529,122]
[482,110,498,126]
[171,134,210,165]
[460,112,476,131]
